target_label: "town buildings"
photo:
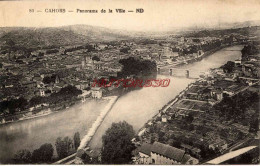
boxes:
[137,142,199,165]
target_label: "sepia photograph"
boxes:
[0,0,259,165]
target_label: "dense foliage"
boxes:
[55,136,73,159]
[92,55,100,61]
[73,132,81,150]
[118,57,157,78]
[241,44,259,57]
[42,74,58,84]
[31,143,54,163]
[213,91,259,131]
[101,121,135,164]
[0,97,28,114]
[14,143,54,163]
[0,85,82,115]
[14,149,32,164]
[222,61,235,73]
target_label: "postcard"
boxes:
[0,0,259,165]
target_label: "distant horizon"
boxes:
[0,19,260,33]
[1,0,260,32]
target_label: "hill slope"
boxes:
[0,25,131,48]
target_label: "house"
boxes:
[161,115,168,122]
[210,89,223,101]
[138,143,152,164]
[208,139,228,153]
[39,89,45,96]
[137,142,199,165]
[91,87,102,99]
[223,84,246,96]
[232,123,250,134]
[180,143,201,159]
[235,59,242,66]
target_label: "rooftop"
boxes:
[151,141,186,162]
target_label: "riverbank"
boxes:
[159,43,240,70]
[136,79,197,136]
[136,44,241,135]
[54,96,118,164]
[133,45,250,164]
[0,98,82,126]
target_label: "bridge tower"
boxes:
[186,70,189,78]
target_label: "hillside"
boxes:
[0,25,131,49]
[184,26,260,38]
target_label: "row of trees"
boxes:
[64,44,95,54]
[14,120,136,164]
[55,132,80,159]
[0,85,82,115]
[14,143,54,164]
[14,121,136,164]
[0,97,28,114]
[13,132,81,164]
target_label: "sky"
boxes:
[0,0,260,31]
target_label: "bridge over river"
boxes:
[157,67,204,79]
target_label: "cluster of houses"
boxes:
[136,141,199,165]
[134,43,259,164]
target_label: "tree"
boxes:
[0,97,28,115]
[92,55,100,61]
[42,74,56,84]
[55,136,73,159]
[101,121,135,164]
[74,132,81,150]
[6,39,15,47]
[14,149,31,163]
[120,47,130,54]
[83,153,91,164]
[76,149,91,164]
[249,117,259,133]
[118,57,157,78]
[29,96,45,107]
[158,131,165,142]
[48,85,82,104]
[171,140,181,148]
[222,61,235,73]
[185,112,194,123]
[32,143,53,163]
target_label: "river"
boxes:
[0,45,243,163]
[88,45,243,151]
[0,100,109,163]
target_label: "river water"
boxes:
[0,100,109,163]
[0,45,242,163]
